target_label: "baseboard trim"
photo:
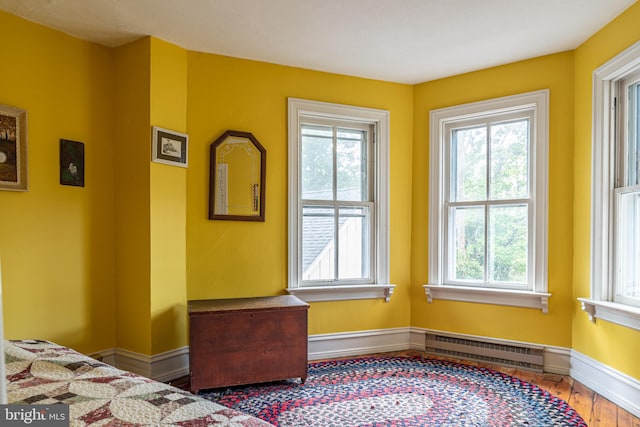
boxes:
[571,350,640,418]
[307,327,412,360]
[104,346,189,382]
[114,347,152,378]
[101,328,570,380]
[150,346,190,382]
[409,327,427,351]
[543,345,572,375]
[93,328,640,420]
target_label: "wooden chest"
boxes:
[188,295,309,393]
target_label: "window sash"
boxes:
[300,122,372,202]
[445,200,531,289]
[443,110,535,291]
[612,71,640,307]
[299,119,376,287]
[301,201,374,285]
[614,187,640,306]
[616,71,640,188]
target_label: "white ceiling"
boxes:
[0,0,636,84]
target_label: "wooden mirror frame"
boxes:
[209,130,266,221]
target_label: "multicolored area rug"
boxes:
[201,356,587,427]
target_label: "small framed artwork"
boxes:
[152,126,188,168]
[60,139,85,187]
[0,105,27,191]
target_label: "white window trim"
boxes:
[286,98,395,303]
[425,90,550,312]
[426,285,550,314]
[582,39,640,331]
[287,284,395,303]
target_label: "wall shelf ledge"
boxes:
[424,284,551,313]
[287,284,396,303]
[578,298,640,331]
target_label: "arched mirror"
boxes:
[209,130,266,221]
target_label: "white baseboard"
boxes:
[90,327,639,420]
[409,327,427,351]
[113,347,153,378]
[543,345,572,375]
[308,327,412,360]
[571,350,640,418]
[92,346,189,382]
[98,328,569,380]
[150,346,190,382]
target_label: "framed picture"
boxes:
[60,139,85,187]
[152,126,188,168]
[0,105,27,191]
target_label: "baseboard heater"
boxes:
[425,332,544,372]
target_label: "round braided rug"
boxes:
[202,356,587,427]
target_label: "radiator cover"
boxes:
[425,332,544,372]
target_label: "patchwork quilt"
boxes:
[5,340,274,426]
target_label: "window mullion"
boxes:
[485,202,490,285]
[444,128,453,285]
[334,204,339,282]
[485,124,491,285]
[332,127,339,282]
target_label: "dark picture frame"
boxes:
[209,130,266,221]
[60,139,85,187]
[152,126,188,168]
[0,105,27,191]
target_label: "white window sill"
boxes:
[423,284,551,313]
[286,284,396,303]
[578,298,640,331]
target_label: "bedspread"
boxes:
[4,339,274,426]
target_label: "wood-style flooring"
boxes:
[172,349,640,426]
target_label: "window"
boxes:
[615,70,640,307]
[426,91,550,313]
[582,40,640,330]
[287,98,394,302]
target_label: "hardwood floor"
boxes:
[174,349,640,426]
[495,364,639,426]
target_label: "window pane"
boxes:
[489,205,528,283]
[302,205,335,281]
[452,126,487,202]
[452,206,485,281]
[301,125,333,200]
[628,82,640,186]
[338,206,370,280]
[337,128,367,201]
[490,120,529,200]
[617,191,640,300]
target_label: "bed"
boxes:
[4,339,274,426]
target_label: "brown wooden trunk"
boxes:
[188,295,309,393]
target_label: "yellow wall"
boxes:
[185,53,414,334]
[149,38,188,354]
[1,3,640,387]
[113,38,152,354]
[411,52,576,347]
[113,37,190,355]
[0,11,115,354]
[572,1,640,379]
